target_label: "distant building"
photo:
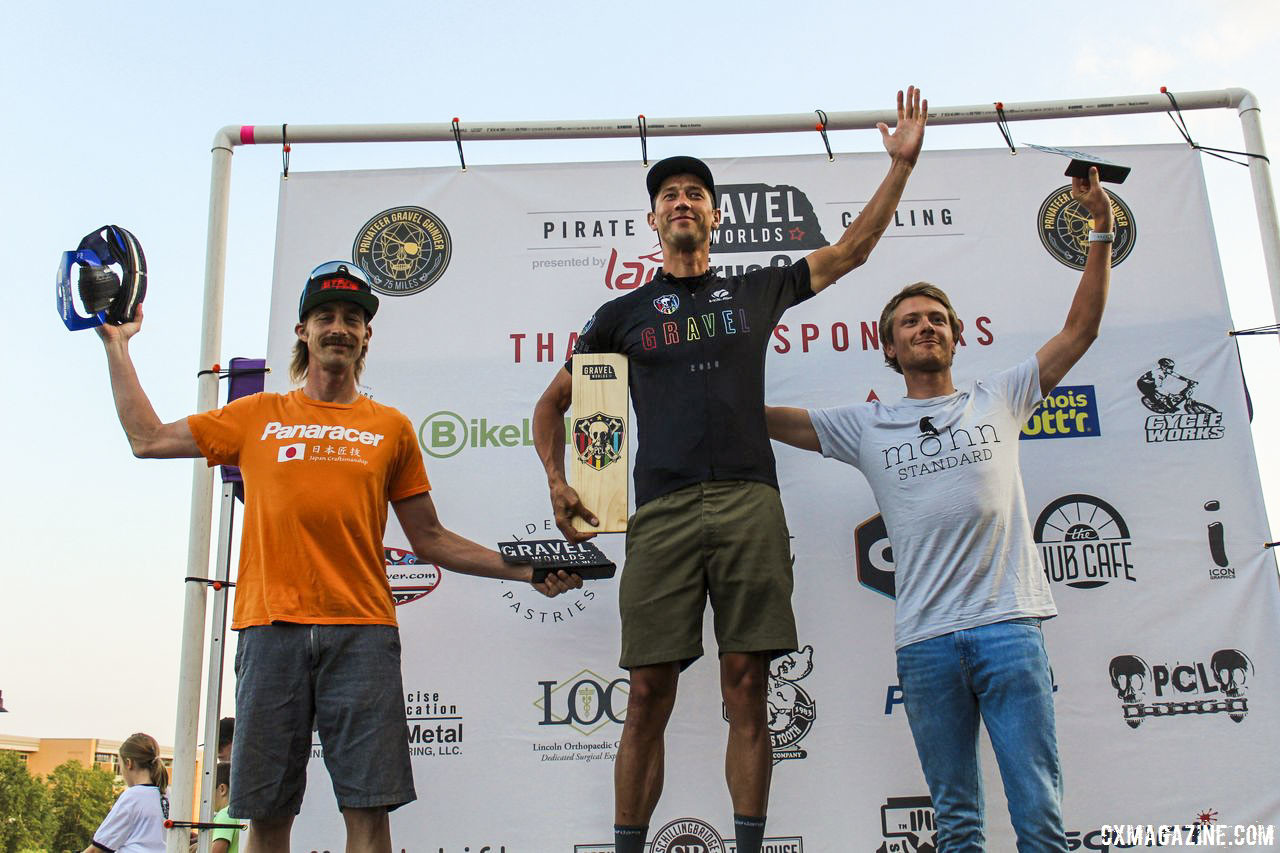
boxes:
[0,734,174,782]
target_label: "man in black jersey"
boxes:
[532,88,927,853]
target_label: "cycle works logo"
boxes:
[1021,385,1101,440]
[876,795,936,853]
[723,645,818,764]
[855,513,896,599]
[1108,649,1254,728]
[353,206,452,296]
[1033,494,1136,589]
[573,412,625,470]
[384,546,441,606]
[1135,357,1225,442]
[711,182,829,254]
[1038,186,1135,269]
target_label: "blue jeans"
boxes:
[896,618,1065,852]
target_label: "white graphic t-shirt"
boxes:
[810,356,1057,649]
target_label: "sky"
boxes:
[2,1,1278,748]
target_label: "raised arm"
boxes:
[765,405,822,452]
[96,306,201,458]
[392,491,580,597]
[806,86,928,294]
[532,368,599,542]
[1036,167,1114,395]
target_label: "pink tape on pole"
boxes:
[239,126,256,145]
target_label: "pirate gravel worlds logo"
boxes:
[1038,186,1135,269]
[384,546,441,606]
[353,205,452,295]
[711,182,829,253]
[573,412,625,470]
[1108,649,1254,728]
[1033,494,1136,590]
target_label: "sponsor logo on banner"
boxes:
[1135,357,1225,442]
[352,205,452,295]
[1038,186,1135,269]
[405,687,463,757]
[277,441,306,462]
[573,817,805,853]
[1203,500,1235,580]
[1021,385,1101,440]
[855,513,895,599]
[573,412,625,470]
[1033,494,1136,589]
[876,795,936,853]
[384,546,440,606]
[497,516,600,625]
[417,411,572,458]
[1107,648,1254,728]
[653,294,680,314]
[723,645,817,764]
[711,183,829,254]
[534,669,628,737]
[604,245,663,290]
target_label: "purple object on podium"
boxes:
[219,357,267,501]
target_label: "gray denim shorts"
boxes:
[228,623,414,818]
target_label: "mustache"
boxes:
[320,334,359,347]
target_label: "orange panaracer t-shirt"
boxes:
[188,390,431,629]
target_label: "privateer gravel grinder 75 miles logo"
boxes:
[1038,186,1135,269]
[353,206,452,295]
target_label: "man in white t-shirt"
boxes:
[766,168,1114,850]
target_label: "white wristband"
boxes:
[1088,231,1115,243]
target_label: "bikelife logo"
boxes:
[498,517,599,625]
[353,205,452,295]
[384,546,441,606]
[1107,648,1255,728]
[418,410,571,459]
[1020,385,1101,440]
[876,796,937,853]
[1038,186,1135,269]
[1033,494,1136,590]
[1135,356,1225,442]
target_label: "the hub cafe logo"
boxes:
[384,546,441,606]
[1038,186,1135,269]
[1020,385,1101,440]
[876,795,937,853]
[854,513,896,599]
[534,668,628,738]
[1108,648,1254,728]
[353,205,452,295]
[711,183,829,254]
[1136,357,1225,442]
[1033,494,1136,589]
[573,412,625,470]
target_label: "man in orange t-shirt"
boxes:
[98,260,580,852]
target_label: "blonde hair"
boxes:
[118,733,169,790]
[878,281,964,374]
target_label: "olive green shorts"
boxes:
[619,480,798,669]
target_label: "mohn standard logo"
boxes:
[1038,186,1135,269]
[353,205,452,295]
[1136,357,1224,442]
[1108,649,1254,728]
[1033,494,1136,589]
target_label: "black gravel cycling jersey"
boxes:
[569,259,814,507]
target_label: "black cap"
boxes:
[646,156,716,205]
[298,260,379,320]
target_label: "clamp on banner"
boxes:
[814,110,834,162]
[637,114,648,165]
[184,576,236,591]
[1162,87,1269,167]
[994,102,1015,154]
[281,123,291,179]
[451,118,466,171]
[56,225,148,331]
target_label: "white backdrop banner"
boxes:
[259,145,1280,852]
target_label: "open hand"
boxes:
[879,86,928,167]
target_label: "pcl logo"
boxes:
[1107,649,1254,727]
[535,670,629,736]
[1033,494,1136,589]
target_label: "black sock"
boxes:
[734,813,767,853]
[615,823,648,853]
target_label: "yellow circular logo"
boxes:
[1038,187,1135,270]
[353,206,452,296]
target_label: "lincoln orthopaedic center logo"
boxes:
[573,412,625,470]
[711,183,829,253]
[353,205,452,295]
[534,668,628,738]
[1108,649,1254,728]
[1034,494,1136,589]
[1038,186,1135,269]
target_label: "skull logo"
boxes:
[1109,655,1150,729]
[1210,648,1253,723]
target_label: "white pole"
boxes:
[1233,88,1280,329]
[168,131,235,853]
